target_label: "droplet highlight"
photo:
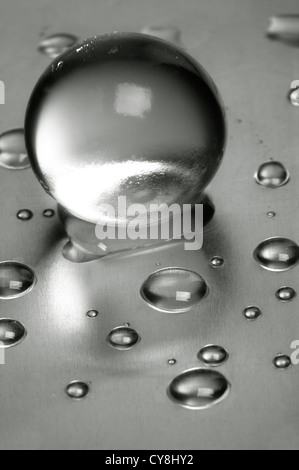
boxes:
[275,286,296,302]
[0,129,30,170]
[0,261,36,299]
[266,211,276,218]
[273,354,291,370]
[197,345,229,367]
[106,326,141,350]
[141,268,208,313]
[38,33,78,58]
[254,161,289,188]
[253,237,299,272]
[210,256,224,268]
[167,368,230,410]
[17,209,33,221]
[65,381,90,399]
[0,319,27,348]
[243,306,262,321]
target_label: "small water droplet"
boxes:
[106,326,141,350]
[276,286,296,302]
[17,209,33,221]
[168,358,177,365]
[122,322,130,327]
[197,345,229,367]
[65,381,90,399]
[140,24,182,46]
[253,237,299,272]
[0,129,30,170]
[290,87,299,106]
[141,268,208,313]
[86,309,98,318]
[0,261,36,299]
[0,319,27,348]
[273,354,291,370]
[156,262,161,266]
[243,306,262,321]
[43,209,55,217]
[38,33,78,58]
[167,368,230,410]
[266,211,276,218]
[210,256,224,268]
[254,161,289,188]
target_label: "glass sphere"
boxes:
[25,33,226,224]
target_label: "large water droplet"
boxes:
[254,161,289,188]
[65,381,90,399]
[273,354,291,370]
[253,237,299,272]
[276,286,296,302]
[141,268,208,313]
[38,33,78,58]
[197,345,229,367]
[0,129,30,170]
[17,209,33,221]
[0,261,36,299]
[167,368,230,410]
[0,319,27,348]
[243,306,262,321]
[106,326,141,350]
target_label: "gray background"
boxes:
[0,0,299,450]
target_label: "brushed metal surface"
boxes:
[0,0,299,450]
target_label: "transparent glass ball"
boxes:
[25,33,226,224]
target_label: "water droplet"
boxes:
[106,326,141,350]
[0,319,27,348]
[0,261,36,299]
[156,262,162,266]
[86,309,98,318]
[0,129,30,170]
[122,322,130,327]
[43,209,55,217]
[210,256,224,268]
[254,161,289,188]
[167,368,230,410]
[141,268,208,313]
[140,24,182,46]
[168,358,177,365]
[273,354,291,370]
[243,306,262,321]
[266,211,276,218]
[197,345,229,367]
[38,33,78,58]
[17,209,33,221]
[290,87,299,106]
[65,381,90,399]
[276,286,296,302]
[253,237,299,272]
